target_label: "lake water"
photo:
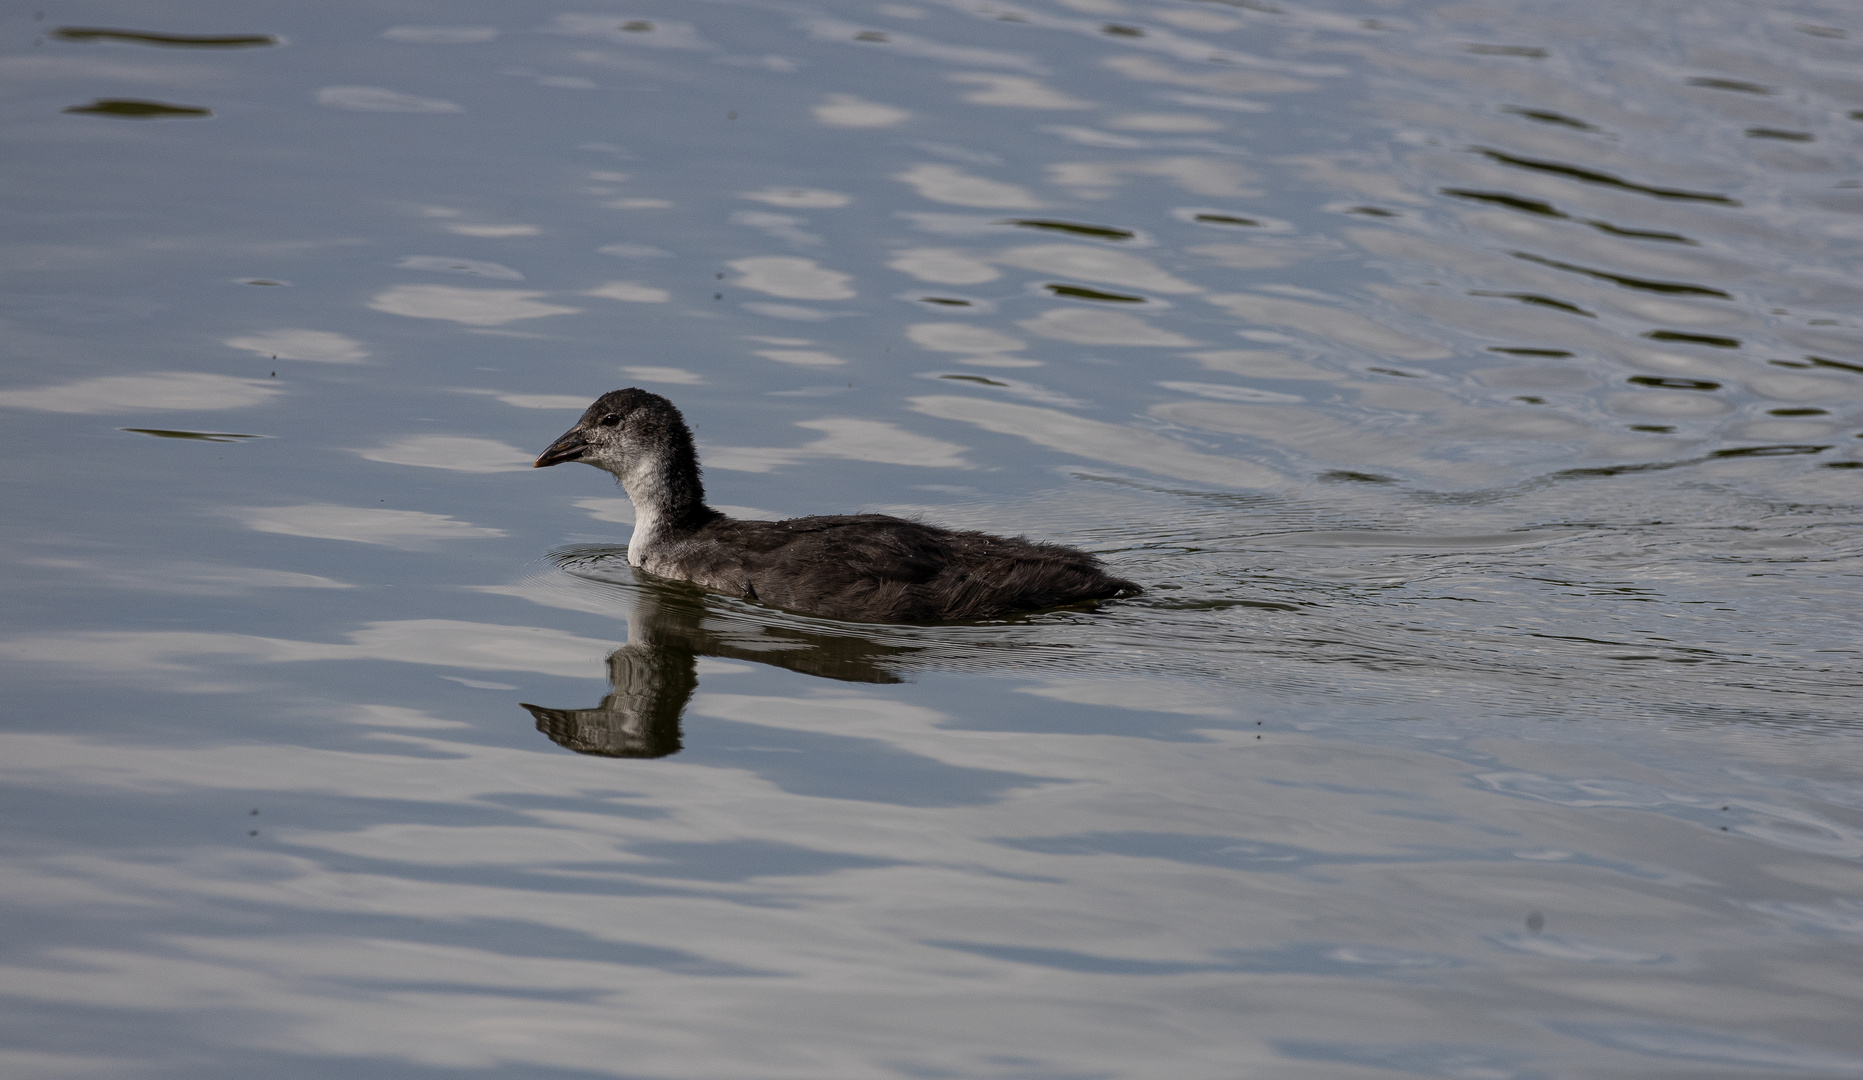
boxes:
[4,1,1863,1076]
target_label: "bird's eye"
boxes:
[598,413,620,427]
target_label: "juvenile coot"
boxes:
[533,389,1141,623]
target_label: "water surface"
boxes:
[4,1,1862,1077]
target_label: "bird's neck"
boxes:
[618,445,710,566]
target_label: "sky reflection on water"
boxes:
[4,1,1863,1077]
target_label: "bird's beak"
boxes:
[534,429,588,468]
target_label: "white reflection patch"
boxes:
[232,505,504,547]
[456,389,591,409]
[344,705,472,730]
[355,435,534,473]
[1044,125,1149,149]
[895,164,1042,209]
[0,620,616,678]
[598,243,670,258]
[368,285,580,325]
[439,675,519,690]
[730,211,821,246]
[357,620,615,675]
[1187,243,1314,269]
[813,94,910,127]
[442,223,542,237]
[994,244,1201,294]
[0,55,218,83]
[911,395,1279,487]
[793,418,968,467]
[1189,350,1341,380]
[1159,381,1304,403]
[755,349,848,367]
[889,248,1000,285]
[1049,157,1260,198]
[1107,113,1223,132]
[584,281,670,303]
[1747,374,1861,401]
[315,86,462,113]
[729,257,856,300]
[907,322,1026,354]
[542,15,716,50]
[225,329,369,364]
[1488,933,1667,964]
[1018,308,1198,346]
[622,366,703,384]
[949,73,1093,109]
[1152,10,1243,32]
[1102,54,1319,95]
[1605,393,1730,418]
[25,558,354,595]
[1205,293,1449,360]
[1160,92,1270,113]
[382,26,499,44]
[738,187,852,208]
[396,255,523,279]
[742,303,843,321]
[1021,679,1237,716]
[0,373,280,414]
[705,419,968,472]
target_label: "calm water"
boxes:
[4,1,1863,1076]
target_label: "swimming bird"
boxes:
[533,389,1141,623]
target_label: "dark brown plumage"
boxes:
[533,389,1141,623]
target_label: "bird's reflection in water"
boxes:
[522,548,1061,759]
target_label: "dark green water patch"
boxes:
[64,99,211,119]
[122,429,265,442]
[1047,284,1145,303]
[1807,356,1863,376]
[1746,128,1813,141]
[1474,149,1739,204]
[1645,331,1739,347]
[1346,206,1397,216]
[1442,189,1565,217]
[54,26,277,47]
[1465,44,1548,57]
[1712,444,1829,457]
[1502,106,1600,131]
[1512,253,1732,297]
[1471,291,1594,316]
[1102,24,1143,37]
[1320,471,1397,484]
[1587,221,1696,243]
[1769,408,1827,416]
[938,375,1009,387]
[1004,219,1135,240]
[1627,376,1721,391]
[1687,76,1774,94]
[1556,444,1828,478]
[1192,213,1262,227]
[1489,347,1574,356]
[918,297,972,306]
